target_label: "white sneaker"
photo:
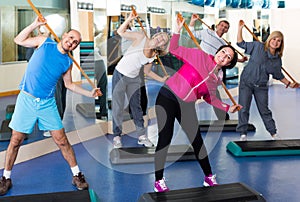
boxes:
[271,134,281,140]
[240,134,247,141]
[43,131,51,137]
[147,123,158,146]
[113,136,122,148]
[138,135,154,147]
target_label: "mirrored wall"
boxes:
[0,2,69,64]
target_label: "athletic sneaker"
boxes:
[113,136,122,148]
[271,134,281,140]
[203,174,218,187]
[138,135,154,147]
[154,178,169,192]
[240,134,247,141]
[0,176,12,195]
[43,131,51,137]
[72,172,89,190]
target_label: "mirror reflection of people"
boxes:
[111,11,169,149]
[94,48,108,119]
[0,16,101,195]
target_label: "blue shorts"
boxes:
[9,91,63,134]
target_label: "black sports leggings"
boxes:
[155,88,212,181]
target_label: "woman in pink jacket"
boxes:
[154,17,242,192]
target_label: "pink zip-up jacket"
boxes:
[166,33,229,112]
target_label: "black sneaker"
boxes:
[72,172,89,190]
[0,176,12,195]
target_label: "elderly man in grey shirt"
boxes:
[189,14,231,120]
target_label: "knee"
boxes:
[55,136,69,147]
[10,132,25,147]
[52,132,70,147]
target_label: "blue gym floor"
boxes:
[0,78,300,202]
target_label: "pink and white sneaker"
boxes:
[203,174,218,187]
[154,178,169,192]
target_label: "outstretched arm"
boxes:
[144,63,169,83]
[280,77,300,88]
[63,67,100,97]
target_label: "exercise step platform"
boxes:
[0,132,12,141]
[6,104,15,120]
[0,120,12,141]
[1,119,11,133]
[110,144,196,164]
[0,189,100,202]
[76,103,96,118]
[76,103,128,120]
[138,182,266,202]
[227,139,300,157]
[199,120,255,132]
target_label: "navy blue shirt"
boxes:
[237,40,284,85]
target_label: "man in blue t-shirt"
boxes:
[0,16,101,195]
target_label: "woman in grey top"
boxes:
[236,20,299,141]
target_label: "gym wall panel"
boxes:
[270,8,300,82]
[0,62,26,94]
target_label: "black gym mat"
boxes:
[0,120,12,141]
[76,103,131,120]
[0,189,99,202]
[138,182,266,202]
[227,139,300,156]
[76,103,96,118]
[0,132,12,141]
[1,119,11,133]
[110,145,196,164]
[199,120,255,132]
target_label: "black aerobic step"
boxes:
[138,182,266,202]
[0,189,99,202]
[0,120,12,141]
[227,139,300,156]
[199,119,255,132]
[110,144,196,164]
[0,132,12,141]
[76,103,96,118]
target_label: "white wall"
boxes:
[0,62,26,93]
[226,9,256,53]
[270,8,300,81]
[225,9,256,80]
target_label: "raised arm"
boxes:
[14,16,47,48]
[237,20,245,43]
[143,63,169,83]
[169,16,200,65]
[189,14,199,28]
[188,14,202,39]
[117,12,143,42]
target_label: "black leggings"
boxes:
[155,88,212,181]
